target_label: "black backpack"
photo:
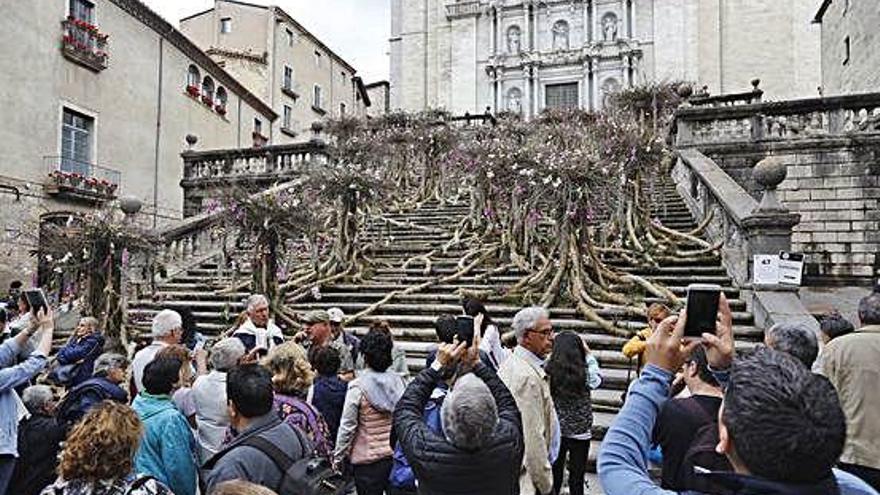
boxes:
[210,424,346,495]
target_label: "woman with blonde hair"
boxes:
[41,401,173,495]
[262,341,333,459]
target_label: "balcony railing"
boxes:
[61,17,108,72]
[182,142,328,184]
[44,156,121,201]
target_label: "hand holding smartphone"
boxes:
[24,289,49,316]
[455,315,475,348]
[684,284,721,339]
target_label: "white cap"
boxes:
[328,307,345,323]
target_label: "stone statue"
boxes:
[552,21,569,51]
[507,88,523,114]
[507,26,521,54]
[601,78,621,107]
[602,13,618,42]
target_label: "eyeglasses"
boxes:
[527,328,554,338]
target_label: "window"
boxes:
[286,28,295,46]
[844,36,851,65]
[340,102,346,115]
[313,85,323,109]
[341,71,347,82]
[844,0,850,14]
[69,0,94,23]
[215,87,227,109]
[545,82,579,109]
[186,65,200,88]
[202,76,215,103]
[254,118,262,135]
[61,108,93,175]
[314,51,322,67]
[220,17,232,34]
[283,105,292,129]
[283,66,293,90]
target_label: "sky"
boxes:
[142,0,391,83]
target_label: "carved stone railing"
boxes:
[446,1,482,19]
[182,142,328,185]
[673,149,816,331]
[676,93,880,147]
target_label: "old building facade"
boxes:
[814,0,880,96]
[180,0,371,143]
[390,0,821,116]
[0,0,275,285]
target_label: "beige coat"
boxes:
[822,324,880,470]
[498,346,556,495]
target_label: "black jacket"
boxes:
[393,364,524,495]
[9,414,66,495]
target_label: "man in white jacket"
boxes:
[232,294,284,353]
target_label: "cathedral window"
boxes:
[545,83,578,110]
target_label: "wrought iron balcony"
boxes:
[44,156,121,202]
[61,17,109,72]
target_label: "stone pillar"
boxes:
[743,156,801,286]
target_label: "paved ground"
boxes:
[800,285,873,323]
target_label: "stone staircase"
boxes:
[128,180,763,470]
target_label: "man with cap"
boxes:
[298,310,354,376]
[328,307,360,373]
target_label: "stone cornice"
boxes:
[205,47,268,65]
[108,0,276,120]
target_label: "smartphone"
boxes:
[24,289,48,316]
[684,284,721,338]
[455,315,475,347]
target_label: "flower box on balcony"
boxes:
[45,168,119,203]
[186,85,200,98]
[61,19,108,72]
[216,104,227,116]
[252,132,268,148]
[201,95,214,106]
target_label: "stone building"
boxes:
[814,0,880,96]
[180,0,371,143]
[0,0,276,285]
[366,81,392,117]
[390,0,821,116]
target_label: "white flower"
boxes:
[311,286,322,300]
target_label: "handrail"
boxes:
[181,142,328,183]
[676,149,757,227]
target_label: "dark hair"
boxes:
[312,345,341,376]
[463,299,493,335]
[227,364,274,418]
[360,328,393,372]
[723,348,846,483]
[819,312,855,341]
[369,320,392,336]
[858,292,880,326]
[177,307,199,350]
[685,345,718,387]
[142,356,183,395]
[546,331,586,400]
[0,307,6,324]
[9,280,22,290]
[434,315,457,344]
[18,293,30,311]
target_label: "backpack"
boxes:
[389,390,445,489]
[240,424,347,495]
[679,402,733,493]
[56,382,105,428]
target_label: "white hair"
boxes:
[210,338,247,371]
[151,309,182,338]
[441,373,498,450]
[512,306,549,342]
[247,294,269,313]
[93,352,128,377]
[22,385,54,413]
[79,316,100,329]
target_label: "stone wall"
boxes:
[816,0,880,97]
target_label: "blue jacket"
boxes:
[0,338,47,456]
[311,374,348,440]
[58,375,128,427]
[132,393,198,495]
[56,332,105,387]
[598,365,879,495]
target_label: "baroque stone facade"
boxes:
[390,0,821,116]
[0,0,276,286]
[814,0,880,97]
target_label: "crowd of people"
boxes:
[0,277,879,495]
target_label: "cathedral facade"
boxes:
[390,0,821,116]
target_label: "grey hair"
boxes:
[93,352,128,377]
[79,316,99,329]
[858,292,880,326]
[210,338,247,371]
[247,294,269,313]
[151,309,182,337]
[512,306,549,342]
[22,385,54,413]
[441,373,498,450]
[765,322,819,368]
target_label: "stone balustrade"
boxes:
[182,141,328,184]
[676,93,880,147]
[446,1,482,19]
